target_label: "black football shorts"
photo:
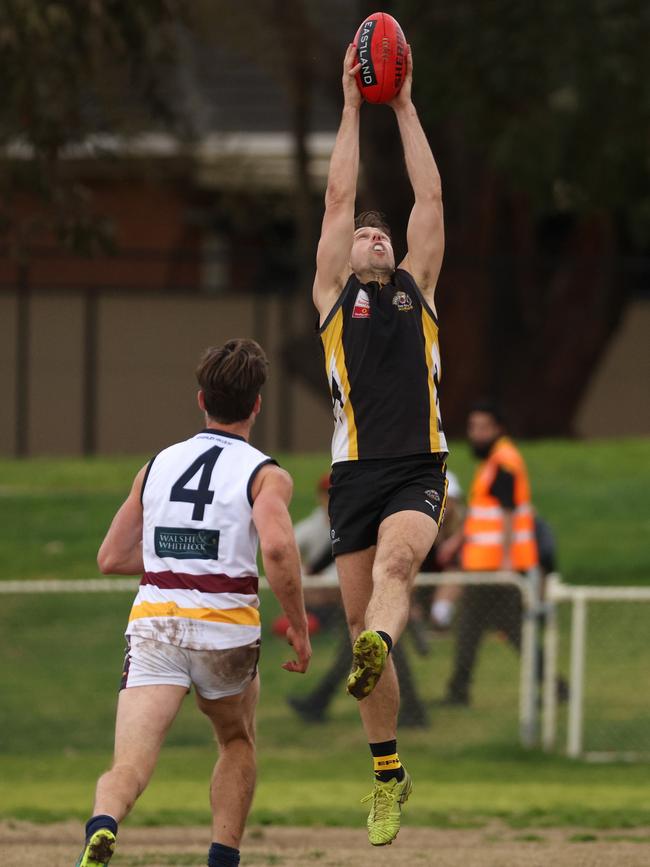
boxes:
[328,453,448,557]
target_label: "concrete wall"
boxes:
[0,291,333,457]
[575,299,650,438]
[4,291,646,458]
[0,294,17,453]
[28,293,86,455]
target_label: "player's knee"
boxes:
[105,761,148,804]
[218,726,256,753]
[376,544,415,584]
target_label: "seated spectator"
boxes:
[415,470,465,631]
[293,473,341,631]
[287,474,432,727]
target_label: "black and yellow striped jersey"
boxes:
[319,268,448,464]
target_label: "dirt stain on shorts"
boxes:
[193,641,260,696]
[122,636,260,698]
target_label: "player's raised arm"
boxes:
[391,47,445,305]
[97,465,147,575]
[313,43,362,321]
[251,464,311,673]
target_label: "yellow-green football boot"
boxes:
[361,769,413,846]
[346,630,388,700]
[74,828,116,867]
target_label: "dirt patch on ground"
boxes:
[2,820,650,866]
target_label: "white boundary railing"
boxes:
[543,576,650,760]
[0,568,542,749]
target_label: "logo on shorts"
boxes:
[425,489,441,502]
[392,290,413,312]
[330,528,341,545]
[352,288,371,318]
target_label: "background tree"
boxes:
[2,0,647,438]
[0,0,184,259]
[356,0,650,435]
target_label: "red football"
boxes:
[353,12,407,104]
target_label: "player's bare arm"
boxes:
[313,43,362,322]
[251,464,312,674]
[391,47,444,305]
[97,465,147,575]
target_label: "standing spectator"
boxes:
[442,401,538,706]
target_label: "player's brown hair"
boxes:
[354,209,392,240]
[196,338,269,424]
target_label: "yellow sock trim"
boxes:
[373,753,401,772]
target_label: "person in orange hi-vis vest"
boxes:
[440,400,539,706]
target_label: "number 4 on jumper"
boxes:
[170,446,222,521]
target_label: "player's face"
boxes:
[467,412,502,454]
[350,227,395,275]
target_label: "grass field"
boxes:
[1,439,649,585]
[1,439,649,832]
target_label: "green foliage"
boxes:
[0,0,183,255]
[398,0,650,242]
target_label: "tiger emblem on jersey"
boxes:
[392,290,413,311]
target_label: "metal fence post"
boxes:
[567,593,587,758]
[519,567,541,748]
[542,574,560,751]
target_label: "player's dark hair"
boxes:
[354,210,392,240]
[196,339,269,424]
[468,399,507,428]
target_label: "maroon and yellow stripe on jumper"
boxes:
[140,571,258,594]
[128,600,260,626]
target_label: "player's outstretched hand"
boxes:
[282,623,312,673]
[389,43,413,111]
[342,42,362,109]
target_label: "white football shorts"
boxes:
[120,635,260,700]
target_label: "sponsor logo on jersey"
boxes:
[155,526,220,560]
[392,290,413,311]
[352,288,371,318]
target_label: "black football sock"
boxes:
[208,841,240,867]
[85,814,118,841]
[370,739,405,783]
[376,630,393,655]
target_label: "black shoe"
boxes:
[287,695,327,723]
